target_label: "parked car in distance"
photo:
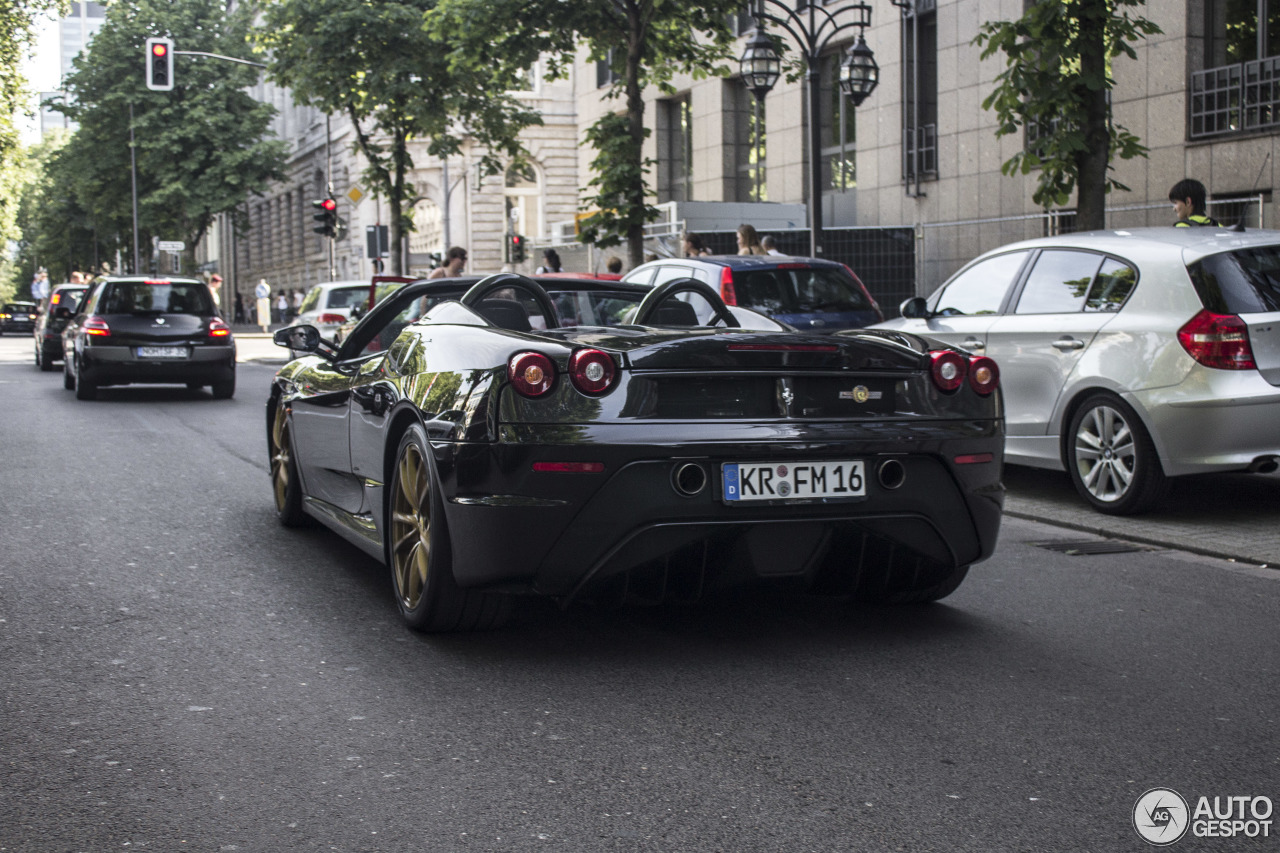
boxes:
[0,301,39,335]
[874,226,1280,515]
[33,284,88,370]
[63,275,236,400]
[268,273,1003,632]
[621,255,883,332]
[291,280,371,341]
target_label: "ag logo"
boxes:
[1134,788,1190,845]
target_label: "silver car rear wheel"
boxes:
[1068,394,1168,515]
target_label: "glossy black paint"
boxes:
[270,275,1005,610]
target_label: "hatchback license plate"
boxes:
[137,346,188,359]
[723,460,866,502]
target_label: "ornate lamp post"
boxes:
[738,0,878,258]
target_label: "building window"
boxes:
[729,81,766,202]
[657,94,693,203]
[819,50,857,193]
[596,48,619,89]
[504,162,542,239]
[902,2,938,188]
[1192,0,1280,137]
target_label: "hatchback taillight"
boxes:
[1178,309,1257,370]
[508,351,556,397]
[209,318,231,338]
[719,266,737,306]
[84,316,111,337]
[928,350,967,392]
[317,313,346,325]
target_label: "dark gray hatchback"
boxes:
[621,255,884,332]
[62,276,236,400]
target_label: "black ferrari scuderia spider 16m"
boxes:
[268,273,1004,632]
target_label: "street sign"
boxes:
[347,186,365,204]
[158,240,185,251]
[366,225,389,258]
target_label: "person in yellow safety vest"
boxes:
[1169,179,1221,227]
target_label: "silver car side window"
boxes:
[929,251,1029,316]
[1084,258,1138,312]
[1015,250,1103,314]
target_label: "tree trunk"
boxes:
[625,12,647,269]
[1075,0,1110,232]
[390,127,407,276]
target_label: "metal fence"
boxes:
[914,195,1266,309]
[529,194,1265,319]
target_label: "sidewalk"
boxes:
[1003,465,1280,568]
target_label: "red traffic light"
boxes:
[151,42,168,58]
[320,198,337,212]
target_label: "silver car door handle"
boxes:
[962,337,985,352]
[1052,337,1085,351]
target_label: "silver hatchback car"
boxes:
[876,227,1280,514]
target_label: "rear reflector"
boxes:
[532,462,605,473]
[727,344,839,352]
[954,453,994,465]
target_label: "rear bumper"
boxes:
[1132,369,1280,475]
[81,343,236,385]
[435,419,1004,599]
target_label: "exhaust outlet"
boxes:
[1248,456,1279,474]
[877,458,906,490]
[672,462,707,497]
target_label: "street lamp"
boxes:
[738,0,877,258]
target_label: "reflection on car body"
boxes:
[268,273,1004,632]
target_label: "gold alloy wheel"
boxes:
[390,442,432,611]
[270,405,292,512]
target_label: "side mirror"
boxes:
[274,324,321,353]
[899,296,930,319]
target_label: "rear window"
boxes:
[3,303,34,313]
[51,288,87,309]
[326,286,368,310]
[734,267,873,315]
[1190,247,1280,314]
[98,281,214,315]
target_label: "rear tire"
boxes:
[211,371,235,399]
[1067,393,1167,515]
[73,362,97,400]
[388,423,512,632]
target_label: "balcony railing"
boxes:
[1191,57,1280,138]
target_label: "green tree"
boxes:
[55,0,286,271]
[429,0,744,267]
[0,0,68,246]
[258,0,541,275]
[974,0,1161,230]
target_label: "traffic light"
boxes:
[145,38,174,91]
[508,233,526,264]
[312,198,337,237]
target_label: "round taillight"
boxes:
[929,350,967,392]
[569,348,616,395]
[508,351,556,397]
[967,356,999,395]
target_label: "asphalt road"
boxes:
[1,338,1278,852]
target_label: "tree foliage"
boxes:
[53,0,286,271]
[429,0,744,266]
[974,0,1161,230]
[0,0,67,246]
[258,0,541,275]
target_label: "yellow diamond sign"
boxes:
[347,185,365,204]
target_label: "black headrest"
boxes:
[476,298,532,332]
[651,299,700,326]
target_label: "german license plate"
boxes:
[136,346,188,359]
[722,460,866,503]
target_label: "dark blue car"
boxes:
[621,255,883,332]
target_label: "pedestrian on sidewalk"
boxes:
[255,279,271,333]
[1169,179,1220,227]
[208,274,223,312]
[428,246,468,279]
[736,224,766,256]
